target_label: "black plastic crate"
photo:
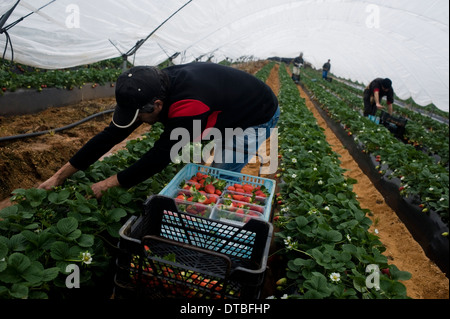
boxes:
[379,110,408,138]
[114,195,273,299]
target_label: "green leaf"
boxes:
[118,192,133,204]
[9,283,28,299]
[0,242,8,259]
[57,217,78,235]
[42,267,60,282]
[25,188,47,207]
[50,241,70,261]
[108,208,127,222]
[295,216,309,228]
[0,253,31,284]
[8,234,27,252]
[48,189,71,204]
[303,272,332,299]
[389,265,412,281]
[76,204,91,214]
[0,205,18,218]
[77,234,94,248]
[106,222,122,238]
[55,217,81,241]
[21,261,45,284]
[317,228,342,242]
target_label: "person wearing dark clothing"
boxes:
[39,63,280,197]
[363,78,394,116]
[322,59,331,80]
[291,52,304,84]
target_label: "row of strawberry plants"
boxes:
[254,61,276,82]
[0,58,125,93]
[271,64,411,299]
[301,68,449,166]
[0,122,182,299]
[300,72,449,225]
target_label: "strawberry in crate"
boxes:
[175,189,218,206]
[222,192,266,206]
[179,172,227,195]
[215,201,263,223]
[175,201,212,217]
[226,183,269,198]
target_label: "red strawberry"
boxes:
[205,184,215,194]
[243,196,251,203]
[255,190,266,197]
[235,209,245,217]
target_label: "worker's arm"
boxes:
[38,162,79,190]
[91,175,120,198]
[38,120,140,192]
[374,90,383,109]
[387,103,393,115]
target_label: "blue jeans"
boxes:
[210,106,280,173]
[322,70,328,79]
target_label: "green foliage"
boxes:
[272,64,411,299]
[0,58,124,93]
[0,123,182,299]
[301,68,448,224]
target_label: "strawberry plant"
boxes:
[0,58,124,93]
[0,122,182,299]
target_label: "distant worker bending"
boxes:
[291,52,304,84]
[363,78,394,116]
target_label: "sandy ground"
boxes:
[0,62,448,299]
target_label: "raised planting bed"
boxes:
[0,83,115,116]
[300,82,449,277]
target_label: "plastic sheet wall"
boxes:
[0,0,448,111]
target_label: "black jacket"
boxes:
[364,78,394,105]
[69,62,278,188]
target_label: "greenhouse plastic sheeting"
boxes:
[0,0,448,111]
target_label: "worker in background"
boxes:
[363,78,394,116]
[38,63,280,198]
[322,59,331,81]
[291,52,304,84]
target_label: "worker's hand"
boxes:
[91,175,120,199]
[376,103,383,110]
[38,175,62,190]
[38,162,78,190]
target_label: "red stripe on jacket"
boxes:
[168,99,221,142]
[168,99,210,118]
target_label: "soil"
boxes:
[0,61,448,299]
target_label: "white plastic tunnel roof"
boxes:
[0,0,449,111]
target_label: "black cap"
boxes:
[112,66,163,128]
[382,78,392,89]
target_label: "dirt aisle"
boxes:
[296,82,449,299]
